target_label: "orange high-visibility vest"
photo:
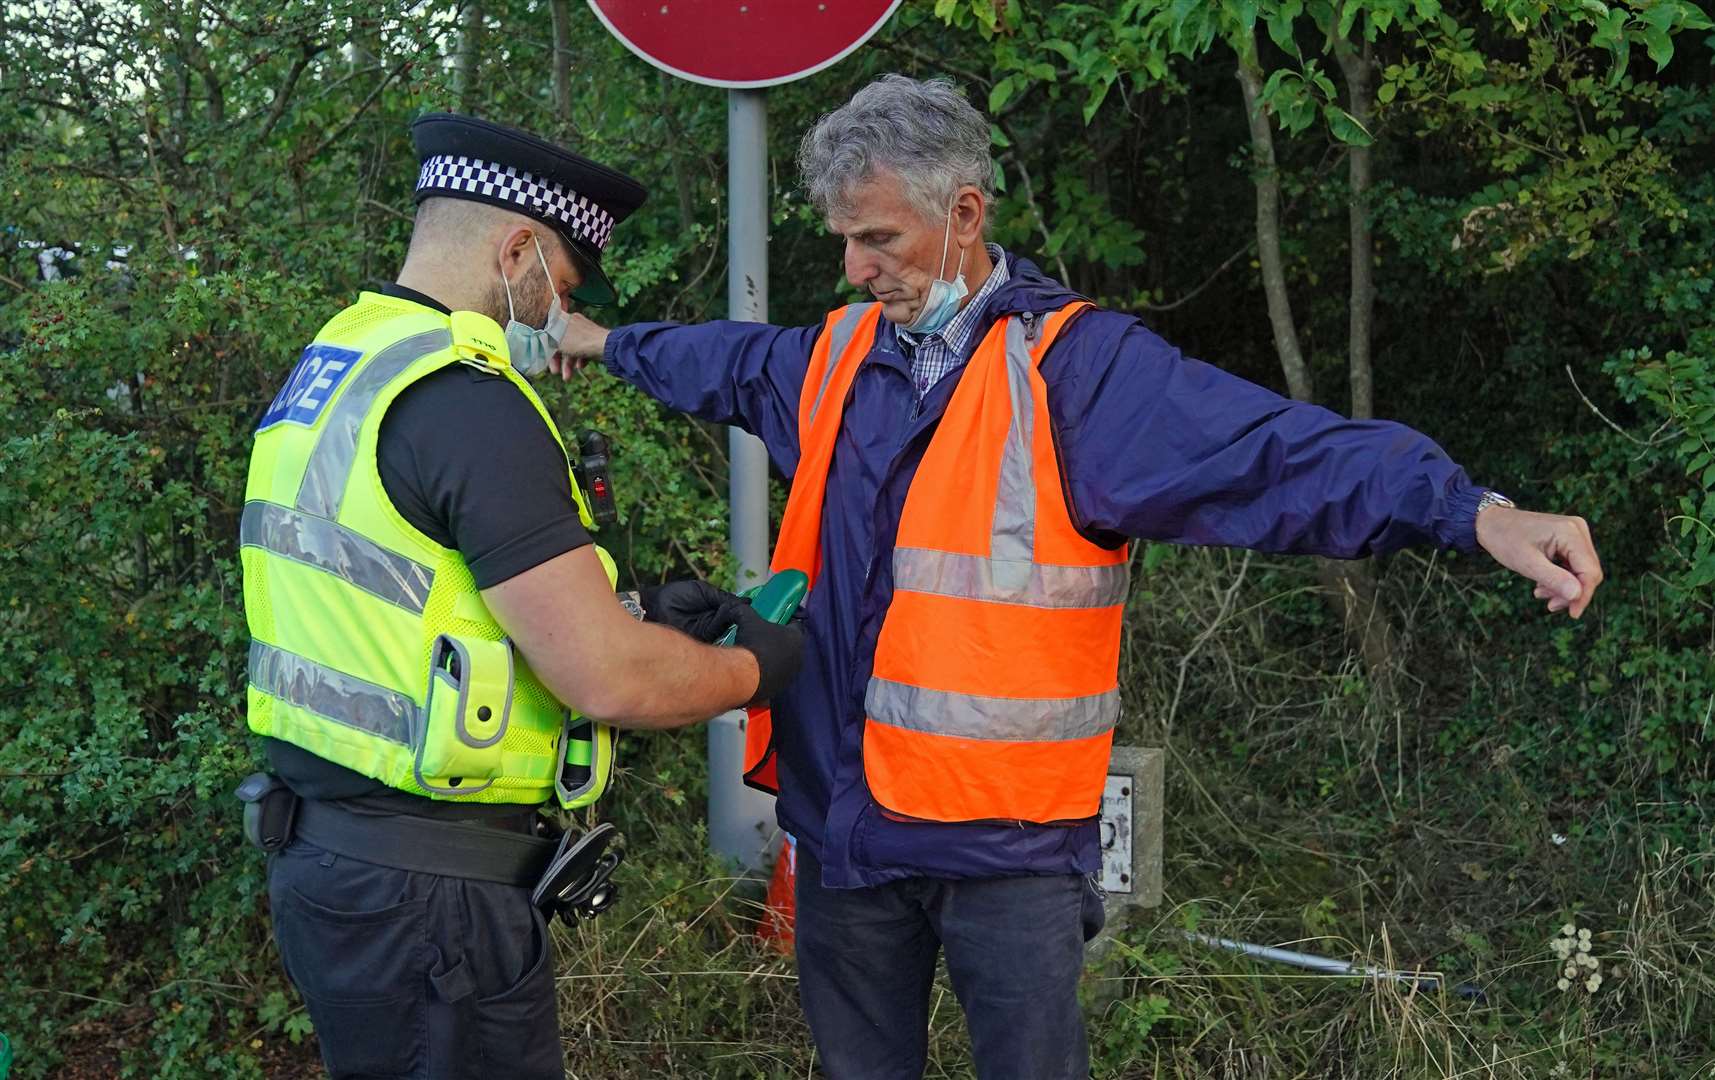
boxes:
[746,299,1129,824]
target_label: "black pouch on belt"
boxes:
[234,772,300,853]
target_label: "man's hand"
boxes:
[1474,505,1603,619]
[640,579,741,643]
[548,312,610,380]
[721,599,804,704]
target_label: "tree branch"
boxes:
[1003,151,1072,288]
[1334,29,1375,419]
[291,54,413,168]
[258,44,324,143]
[1236,43,1313,404]
[1136,240,1255,313]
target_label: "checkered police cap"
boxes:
[415,155,617,253]
[409,113,647,306]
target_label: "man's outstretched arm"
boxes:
[1049,317,1603,618]
[554,312,821,476]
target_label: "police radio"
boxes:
[574,430,618,527]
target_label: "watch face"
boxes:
[617,591,645,621]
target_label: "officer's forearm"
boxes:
[578,621,760,729]
[482,547,758,730]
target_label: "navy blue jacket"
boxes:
[604,255,1484,888]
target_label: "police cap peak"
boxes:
[410,112,647,306]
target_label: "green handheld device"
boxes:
[717,569,809,646]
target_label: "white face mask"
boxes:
[499,235,572,377]
[901,205,968,335]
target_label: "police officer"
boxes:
[238,114,801,1079]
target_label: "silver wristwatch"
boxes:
[1476,490,1515,514]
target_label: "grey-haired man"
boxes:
[555,75,1601,1079]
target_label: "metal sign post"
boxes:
[726,88,770,589]
[710,88,778,871]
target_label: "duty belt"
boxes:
[293,797,555,886]
[235,772,623,919]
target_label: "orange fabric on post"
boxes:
[757,835,796,953]
[872,589,1121,699]
[863,718,1113,823]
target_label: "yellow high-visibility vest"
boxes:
[241,291,614,808]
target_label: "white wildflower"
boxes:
[1560,923,1577,937]
[1556,977,1571,992]
[1578,927,1592,943]
[1585,973,1602,993]
[1550,938,1571,959]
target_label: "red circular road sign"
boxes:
[589,0,902,89]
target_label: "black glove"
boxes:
[639,579,741,643]
[721,599,804,705]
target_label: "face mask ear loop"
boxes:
[499,249,519,323]
[533,235,555,293]
[533,234,569,329]
[936,205,956,282]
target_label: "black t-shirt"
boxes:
[267,284,592,817]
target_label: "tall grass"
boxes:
[544,546,1715,1078]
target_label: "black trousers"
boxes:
[267,838,563,1080]
[794,848,1106,1080]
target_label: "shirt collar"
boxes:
[379,281,452,315]
[896,243,1010,358]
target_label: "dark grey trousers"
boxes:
[794,847,1105,1080]
[267,838,562,1080]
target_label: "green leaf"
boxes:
[1262,8,1296,57]
[1083,76,1115,124]
[1222,0,1260,33]
[1642,25,1675,70]
[1310,65,1337,100]
[1042,38,1082,63]
[1324,103,1374,145]
[1337,2,1359,40]
[989,75,1017,114]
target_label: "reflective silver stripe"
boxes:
[807,305,875,429]
[989,318,1037,576]
[893,547,1129,609]
[296,329,453,518]
[866,678,1118,742]
[249,640,415,745]
[241,501,434,614]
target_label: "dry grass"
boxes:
[543,546,1715,1078]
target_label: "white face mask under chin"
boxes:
[902,206,968,335]
[500,236,573,377]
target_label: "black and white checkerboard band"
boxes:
[415,155,615,252]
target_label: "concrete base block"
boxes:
[1089,745,1164,965]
